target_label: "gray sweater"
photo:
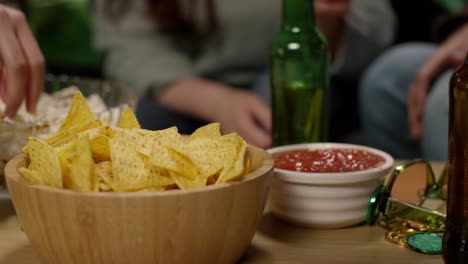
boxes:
[94,0,395,96]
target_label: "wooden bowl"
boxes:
[5,145,273,264]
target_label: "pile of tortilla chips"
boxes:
[19,91,250,192]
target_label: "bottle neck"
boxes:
[282,0,316,32]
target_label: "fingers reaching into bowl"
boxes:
[0,4,44,117]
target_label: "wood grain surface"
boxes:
[0,161,445,264]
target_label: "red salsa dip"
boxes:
[272,148,386,173]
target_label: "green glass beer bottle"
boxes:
[269,0,329,146]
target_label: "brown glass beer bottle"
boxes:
[444,52,468,263]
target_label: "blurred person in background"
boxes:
[0,3,44,117]
[359,0,468,161]
[94,0,395,148]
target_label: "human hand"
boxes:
[157,78,272,148]
[0,4,44,117]
[314,0,351,60]
[213,89,272,149]
[407,23,468,140]
[314,0,350,17]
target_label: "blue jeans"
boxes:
[359,43,450,161]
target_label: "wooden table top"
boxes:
[0,162,445,264]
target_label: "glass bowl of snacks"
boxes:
[4,93,274,263]
[0,74,138,188]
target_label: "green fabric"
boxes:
[27,0,103,70]
[435,0,468,12]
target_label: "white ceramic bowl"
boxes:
[267,143,394,229]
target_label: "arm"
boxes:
[0,4,44,117]
[158,77,271,148]
[315,0,351,62]
[408,23,468,140]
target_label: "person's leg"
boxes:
[359,43,436,159]
[421,70,451,161]
[135,95,206,134]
